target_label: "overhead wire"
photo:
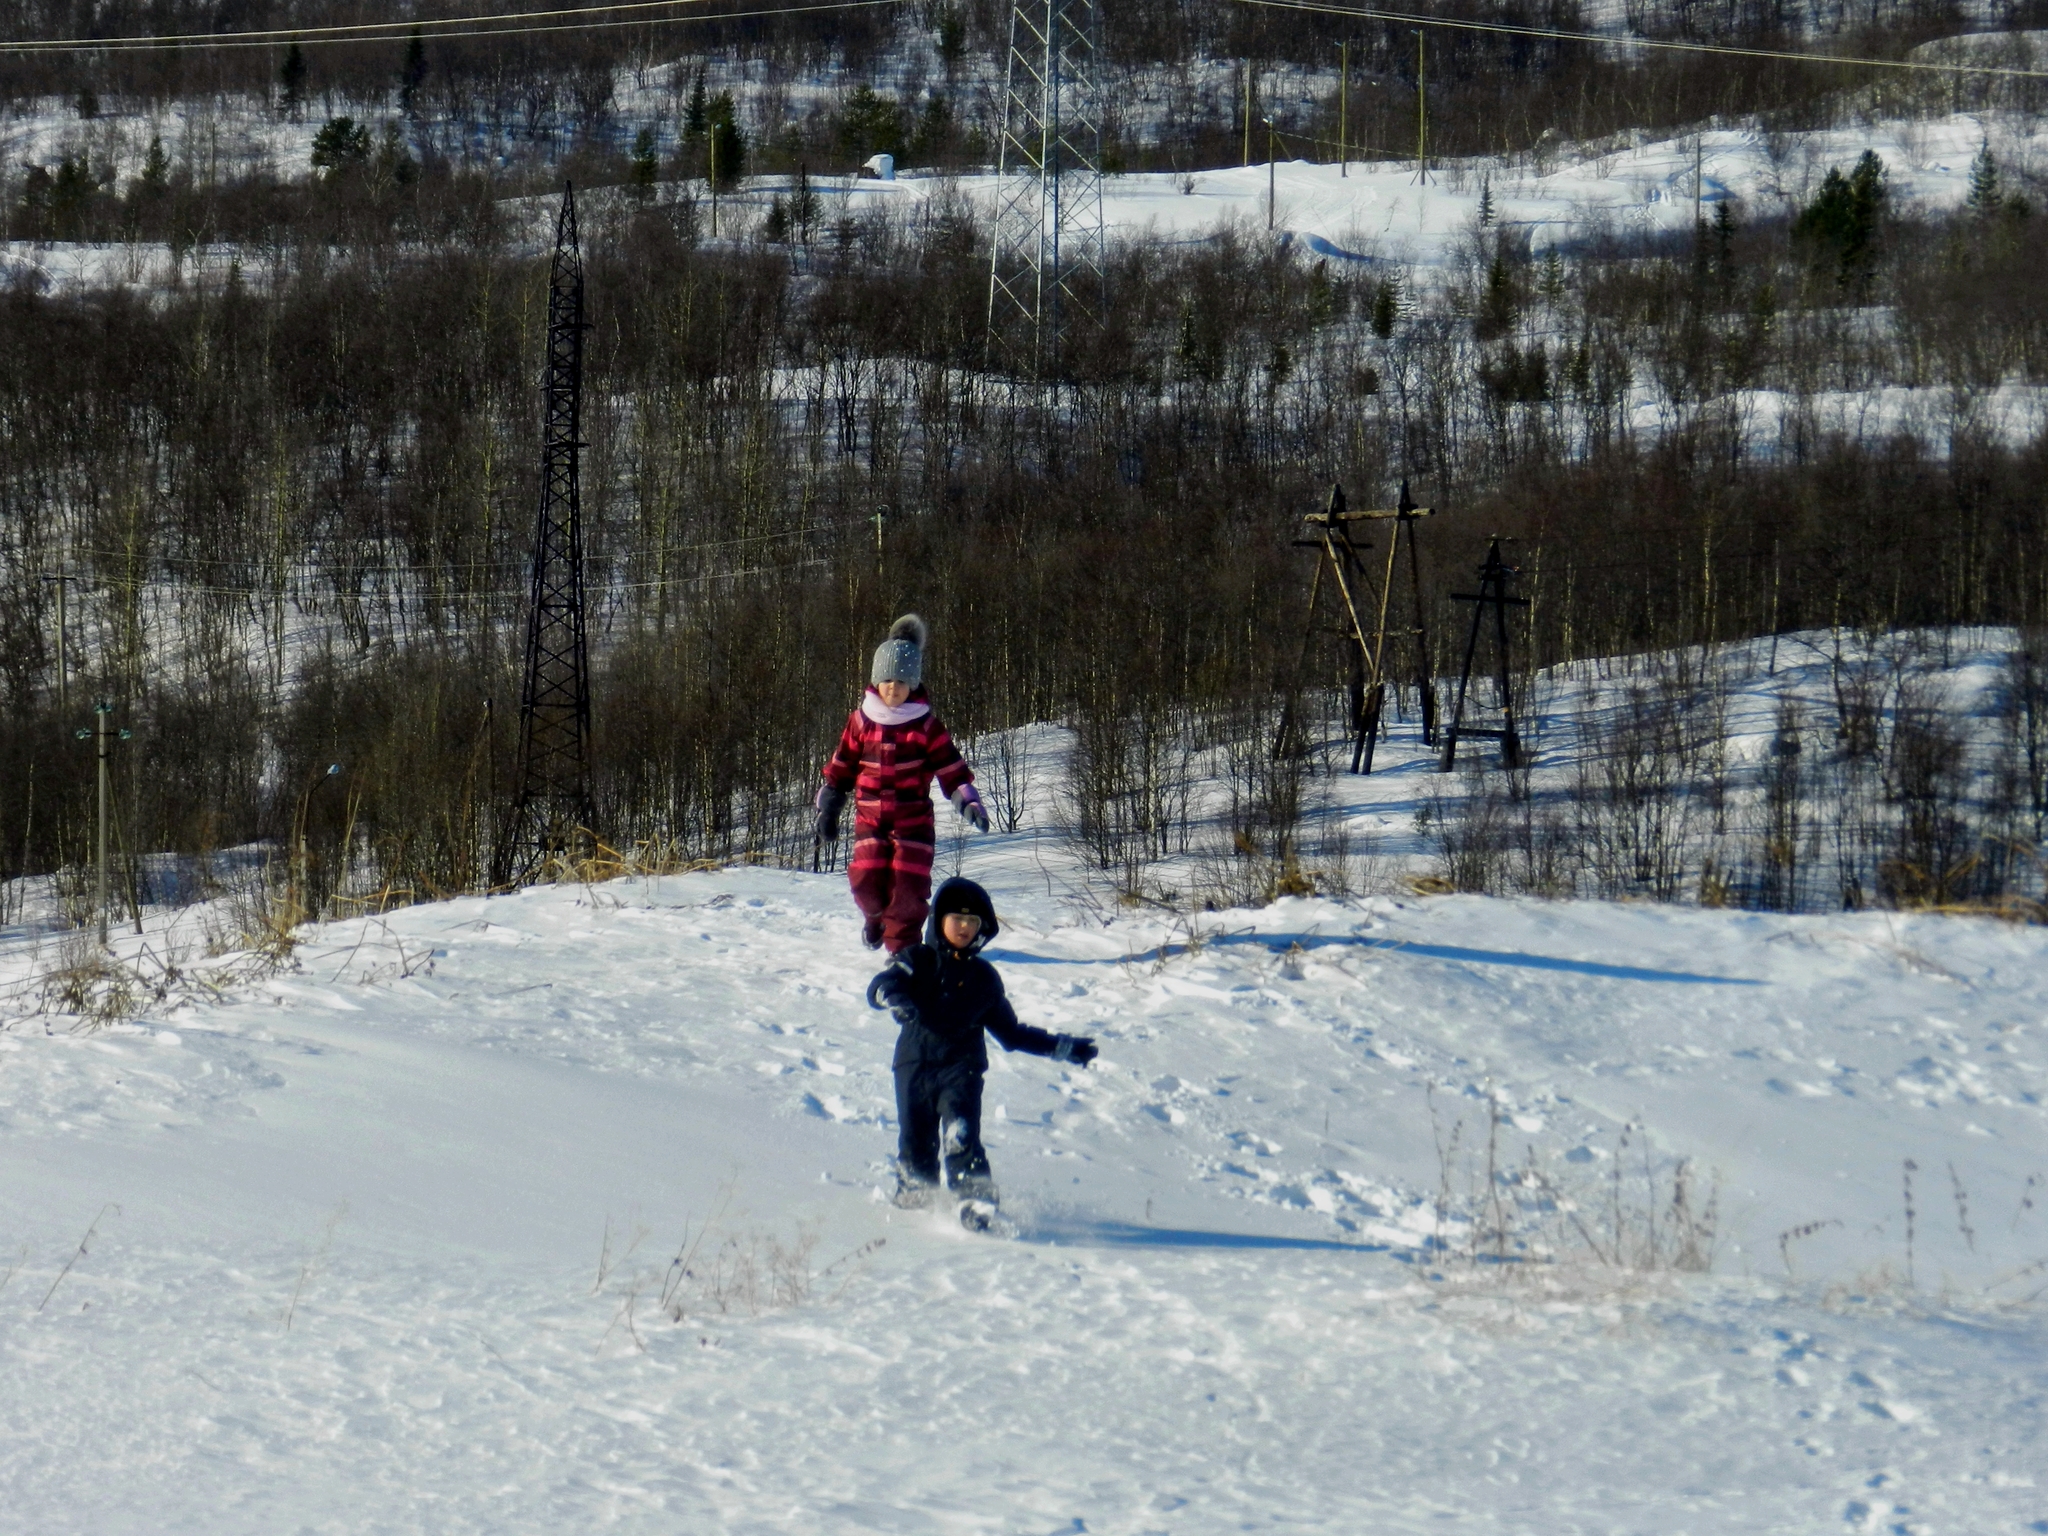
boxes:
[0,0,914,55]
[1234,0,2048,80]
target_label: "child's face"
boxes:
[940,912,982,950]
[876,679,912,706]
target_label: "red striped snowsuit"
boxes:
[822,689,973,952]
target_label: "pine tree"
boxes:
[399,30,427,118]
[631,127,659,193]
[1370,274,1400,339]
[1476,250,1517,340]
[1792,150,1887,292]
[909,93,951,167]
[1477,177,1494,228]
[1712,201,1736,268]
[311,117,372,176]
[792,163,818,243]
[707,95,744,190]
[1968,146,2001,218]
[935,3,966,70]
[376,123,418,188]
[140,136,169,192]
[684,76,708,138]
[279,43,308,114]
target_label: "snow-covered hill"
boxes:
[4,789,2047,1530]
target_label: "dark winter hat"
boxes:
[926,877,999,949]
[871,613,927,687]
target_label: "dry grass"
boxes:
[594,1200,887,1354]
[1425,1088,1721,1280]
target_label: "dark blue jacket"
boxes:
[866,878,1061,1070]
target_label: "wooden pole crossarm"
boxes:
[1304,505,1435,523]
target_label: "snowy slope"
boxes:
[10,101,2037,299]
[5,790,2048,1531]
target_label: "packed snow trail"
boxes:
[4,848,2048,1531]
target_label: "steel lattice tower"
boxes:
[500,184,594,884]
[985,0,1106,380]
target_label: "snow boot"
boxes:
[891,1174,938,1210]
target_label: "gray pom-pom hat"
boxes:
[871,613,928,687]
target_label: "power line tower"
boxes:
[498,184,594,884]
[1438,537,1526,772]
[985,0,1107,380]
[1277,481,1437,775]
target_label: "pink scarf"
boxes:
[861,693,931,726]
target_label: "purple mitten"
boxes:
[951,784,990,833]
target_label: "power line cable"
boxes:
[0,0,913,55]
[1235,0,2048,80]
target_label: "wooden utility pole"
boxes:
[1266,118,1276,230]
[94,703,110,946]
[1413,31,1431,186]
[75,702,127,946]
[1439,537,1527,772]
[1243,60,1253,166]
[41,572,70,715]
[1339,42,1348,177]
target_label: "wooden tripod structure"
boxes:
[1438,536,1526,772]
[1281,480,1436,774]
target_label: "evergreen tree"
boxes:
[311,117,373,177]
[399,30,428,118]
[838,84,903,163]
[140,136,169,192]
[279,43,308,113]
[631,128,659,194]
[792,163,818,243]
[684,75,708,138]
[376,123,419,188]
[1370,274,1400,338]
[1968,146,2001,218]
[1475,250,1517,340]
[1792,150,1887,292]
[908,93,951,167]
[935,3,966,70]
[706,95,744,190]
[1477,177,1494,228]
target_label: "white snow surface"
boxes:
[6,772,2048,1530]
[8,94,2042,300]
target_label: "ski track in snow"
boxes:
[5,817,2048,1530]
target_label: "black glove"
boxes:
[866,950,930,1031]
[1051,1034,1097,1067]
[814,785,847,842]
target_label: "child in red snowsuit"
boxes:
[815,614,989,952]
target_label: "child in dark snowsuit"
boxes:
[867,877,1097,1205]
[815,614,990,953]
